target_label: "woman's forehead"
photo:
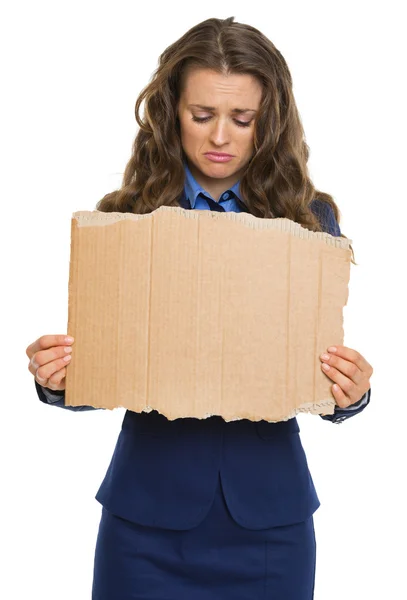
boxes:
[180,69,262,106]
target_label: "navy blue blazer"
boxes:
[35,189,370,530]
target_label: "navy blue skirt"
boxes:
[92,474,316,599]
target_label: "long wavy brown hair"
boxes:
[96,16,355,263]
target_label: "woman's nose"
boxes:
[208,119,231,146]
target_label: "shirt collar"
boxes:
[183,159,242,208]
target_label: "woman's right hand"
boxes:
[26,335,74,391]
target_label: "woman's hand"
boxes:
[320,345,373,408]
[26,334,75,391]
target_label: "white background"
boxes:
[1,0,406,598]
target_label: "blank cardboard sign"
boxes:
[64,207,352,422]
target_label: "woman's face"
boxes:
[177,68,263,199]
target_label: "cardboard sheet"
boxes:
[64,207,352,422]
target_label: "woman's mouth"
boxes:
[204,153,234,163]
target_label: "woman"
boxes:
[26,16,373,600]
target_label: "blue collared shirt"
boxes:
[38,161,370,421]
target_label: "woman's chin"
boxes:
[200,161,236,178]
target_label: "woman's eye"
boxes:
[191,116,251,128]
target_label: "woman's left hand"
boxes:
[320,345,373,408]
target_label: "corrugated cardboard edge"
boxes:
[71,207,352,248]
[64,396,337,422]
[88,399,338,423]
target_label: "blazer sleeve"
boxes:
[310,199,372,424]
[34,380,101,412]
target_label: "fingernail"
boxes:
[63,354,72,362]
[64,346,73,353]
[328,346,337,353]
[65,336,74,343]
[321,353,330,361]
[322,363,330,370]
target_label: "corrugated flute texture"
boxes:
[65,207,352,422]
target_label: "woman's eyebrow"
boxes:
[188,104,257,114]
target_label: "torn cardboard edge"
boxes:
[72,207,352,249]
[65,207,352,422]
